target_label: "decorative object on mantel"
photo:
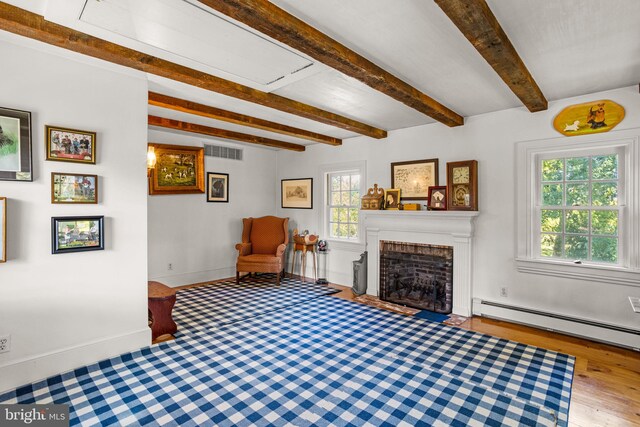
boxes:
[0,107,32,182]
[401,203,422,211]
[360,184,384,210]
[553,99,625,137]
[0,197,5,262]
[391,158,438,201]
[447,160,478,211]
[427,186,447,210]
[384,188,401,210]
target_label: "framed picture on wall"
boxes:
[281,178,313,209]
[207,172,229,203]
[384,188,401,210]
[45,125,96,164]
[391,158,438,201]
[0,107,32,182]
[148,143,205,195]
[0,197,6,262]
[51,216,104,254]
[51,172,98,204]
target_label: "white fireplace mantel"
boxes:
[363,210,479,316]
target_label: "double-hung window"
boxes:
[327,171,360,240]
[515,131,640,285]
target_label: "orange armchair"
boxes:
[236,216,289,285]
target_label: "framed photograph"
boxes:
[51,172,98,204]
[207,172,229,203]
[0,197,6,262]
[0,107,32,181]
[281,178,313,209]
[148,143,205,195]
[51,216,104,254]
[427,186,447,210]
[46,125,96,164]
[391,158,438,200]
[384,188,401,210]
[447,160,478,211]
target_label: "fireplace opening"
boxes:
[379,241,453,313]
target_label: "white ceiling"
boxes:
[5,0,640,148]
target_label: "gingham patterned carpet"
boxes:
[0,276,574,426]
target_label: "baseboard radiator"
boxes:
[474,299,640,351]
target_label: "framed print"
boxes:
[384,188,401,210]
[0,197,5,262]
[51,216,104,254]
[0,107,32,182]
[427,186,447,210]
[148,143,205,195]
[51,172,98,204]
[391,158,438,200]
[46,125,96,164]
[281,178,313,209]
[447,160,478,211]
[207,172,229,203]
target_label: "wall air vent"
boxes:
[204,144,243,161]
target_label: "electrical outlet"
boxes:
[629,296,640,313]
[0,335,10,353]
[500,287,508,297]
[168,263,173,271]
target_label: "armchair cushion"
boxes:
[250,216,287,255]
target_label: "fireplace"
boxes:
[379,241,453,313]
[363,210,478,316]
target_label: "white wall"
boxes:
[147,130,278,287]
[0,35,149,392]
[276,86,640,344]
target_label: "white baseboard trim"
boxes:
[150,267,235,287]
[0,328,151,394]
[473,298,640,350]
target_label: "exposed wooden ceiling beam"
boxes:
[0,3,385,139]
[197,0,464,127]
[148,92,341,146]
[148,115,305,152]
[434,0,547,112]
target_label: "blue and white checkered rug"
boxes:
[0,278,574,426]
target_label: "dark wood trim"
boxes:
[434,0,547,112]
[0,3,386,138]
[148,115,306,152]
[148,92,341,145]
[197,0,463,127]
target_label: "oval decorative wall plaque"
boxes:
[553,99,625,137]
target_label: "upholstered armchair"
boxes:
[235,216,289,285]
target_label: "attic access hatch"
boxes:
[79,0,315,87]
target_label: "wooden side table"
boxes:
[290,242,318,282]
[148,281,178,341]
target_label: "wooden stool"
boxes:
[290,242,317,282]
[148,281,177,341]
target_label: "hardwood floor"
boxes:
[329,284,640,427]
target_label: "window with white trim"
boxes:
[515,131,640,286]
[537,150,622,264]
[327,171,360,240]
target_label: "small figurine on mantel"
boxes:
[361,184,385,210]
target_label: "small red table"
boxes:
[148,281,178,341]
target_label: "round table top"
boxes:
[148,281,176,299]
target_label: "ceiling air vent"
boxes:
[204,144,243,161]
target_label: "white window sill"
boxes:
[324,239,366,252]
[515,257,640,287]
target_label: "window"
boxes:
[538,152,621,264]
[515,131,640,286]
[320,161,366,246]
[327,171,360,240]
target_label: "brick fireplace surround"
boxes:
[363,211,479,317]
